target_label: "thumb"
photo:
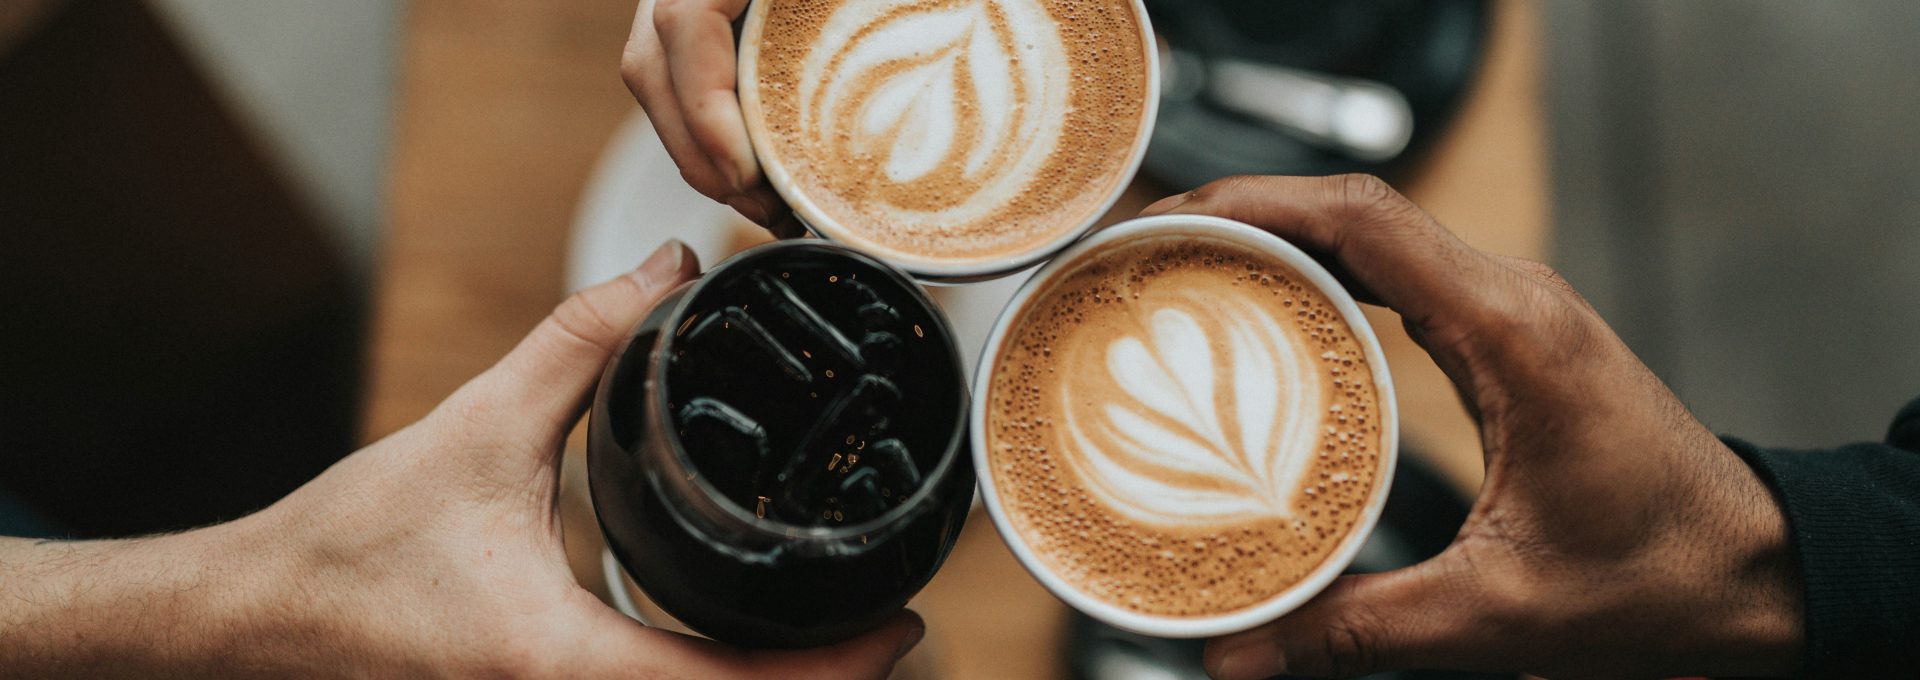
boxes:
[439,240,699,445]
[1204,555,1499,679]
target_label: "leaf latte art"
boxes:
[1063,298,1322,528]
[804,0,1065,213]
[747,0,1151,266]
[986,237,1385,617]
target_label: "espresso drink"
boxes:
[985,235,1385,617]
[742,0,1154,272]
[590,242,973,647]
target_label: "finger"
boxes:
[443,240,700,445]
[728,181,791,231]
[1204,557,1501,679]
[655,0,759,195]
[577,605,925,680]
[1140,175,1513,336]
[622,0,733,204]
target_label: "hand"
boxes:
[1141,176,1802,679]
[0,241,922,678]
[622,0,798,237]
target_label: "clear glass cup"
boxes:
[588,240,975,648]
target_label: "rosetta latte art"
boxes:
[799,0,1070,220]
[1063,296,1323,527]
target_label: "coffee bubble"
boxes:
[986,236,1384,617]
[747,0,1151,269]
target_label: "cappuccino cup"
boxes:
[737,0,1160,281]
[971,215,1398,637]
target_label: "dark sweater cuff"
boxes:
[1723,436,1920,678]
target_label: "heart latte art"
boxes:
[1065,298,1324,527]
[987,237,1385,617]
[745,0,1151,269]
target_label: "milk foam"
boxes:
[801,0,1067,225]
[1063,298,1322,527]
[985,237,1385,617]
[750,0,1151,265]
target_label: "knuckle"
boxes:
[1330,173,1412,219]
[549,290,627,357]
[652,0,699,33]
[1512,257,1577,296]
[619,51,649,91]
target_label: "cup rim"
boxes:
[646,239,972,545]
[735,0,1161,281]
[967,214,1401,638]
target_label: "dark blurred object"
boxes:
[0,0,360,537]
[1141,0,1488,187]
[1064,449,1512,680]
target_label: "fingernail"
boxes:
[717,159,746,194]
[892,622,926,662]
[1207,638,1284,680]
[1140,191,1196,216]
[637,239,688,286]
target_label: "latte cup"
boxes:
[736,0,1160,282]
[970,215,1399,638]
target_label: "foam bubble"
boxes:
[752,0,1149,264]
[985,237,1384,617]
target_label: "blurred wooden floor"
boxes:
[365,0,1547,676]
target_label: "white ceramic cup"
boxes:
[969,214,1400,638]
[736,0,1161,282]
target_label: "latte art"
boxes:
[745,0,1152,270]
[804,0,1066,212]
[1065,298,1322,527]
[985,236,1385,617]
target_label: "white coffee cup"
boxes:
[969,214,1399,638]
[736,0,1161,282]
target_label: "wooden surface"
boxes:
[366,0,1547,676]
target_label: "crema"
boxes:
[742,0,1153,273]
[984,235,1385,617]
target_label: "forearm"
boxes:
[0,521,273,677]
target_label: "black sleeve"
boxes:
[1723,397,1920,678]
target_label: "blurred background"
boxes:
[3,0,1917,676]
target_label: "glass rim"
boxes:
[648,239,972,544]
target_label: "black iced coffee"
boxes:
[588,241,971,648]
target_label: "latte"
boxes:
[739,0,1156,277]
[983,231,1388,618]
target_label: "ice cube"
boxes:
[683,306,811,384]
[749,272,864,367]
[835,466,891,520]
[675,397,771,504]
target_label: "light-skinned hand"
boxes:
[0,241,923,678]
[622,0,801,237]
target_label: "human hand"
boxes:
[0,241,922,678]
[1141,176,1802,679]
[622,0,798,237]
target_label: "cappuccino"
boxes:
[983,230,1387,618]
[740,0,1156,278]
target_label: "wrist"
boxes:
[1697,441,1804,675]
